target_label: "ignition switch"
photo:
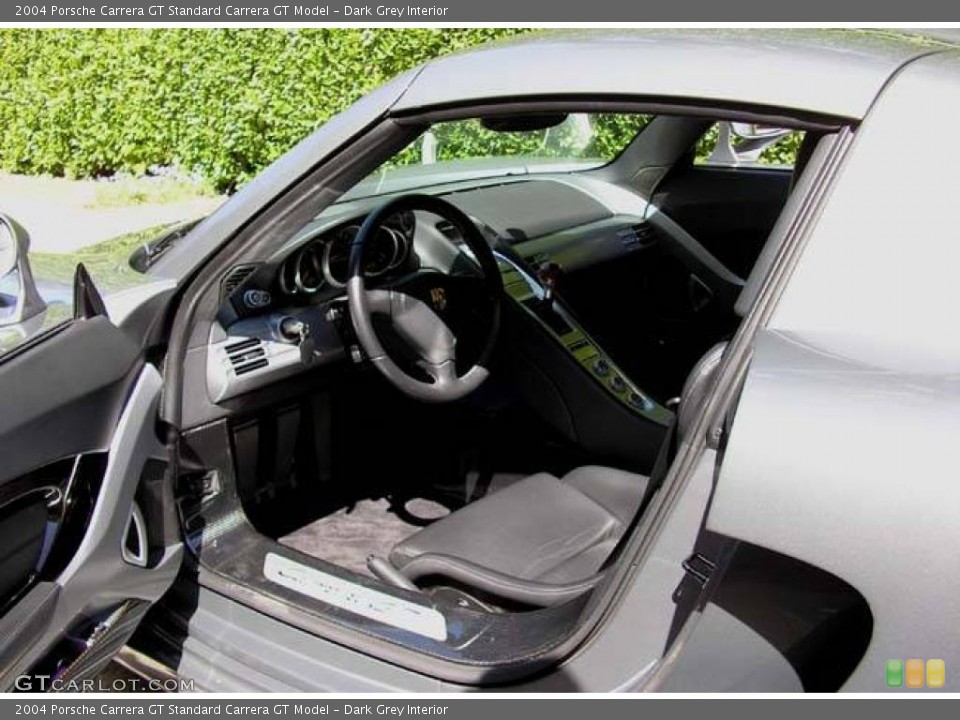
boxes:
[279,317,307,342]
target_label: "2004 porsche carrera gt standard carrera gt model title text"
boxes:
[41,5,451,18]
[0,30,957,693]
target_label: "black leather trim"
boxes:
[390,467,650,606]
[398,553,604,608]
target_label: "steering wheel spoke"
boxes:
[388,290,458,367]
[365,288,393,315]
[420,358,458,387]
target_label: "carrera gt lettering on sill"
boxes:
[263,553,448,641]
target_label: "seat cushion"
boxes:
[390,467,648,584]
[563,465,647,524]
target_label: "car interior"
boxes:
[154,109,837,677]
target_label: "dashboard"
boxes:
[203,174,738,431]
[253,175,677,317]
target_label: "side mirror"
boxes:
[707,121,792,166]
[0,214,47,327]
[730,122,789,141]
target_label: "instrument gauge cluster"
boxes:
[277,211,415,298]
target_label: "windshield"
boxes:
[345,113,651,200]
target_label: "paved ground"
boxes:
[0,173,223,253]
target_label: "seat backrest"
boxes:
[600,339,729,575]
[677,341,727,442]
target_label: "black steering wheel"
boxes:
[347,194,502,402]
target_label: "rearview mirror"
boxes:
[480,113,568,133]
[0,214,47,327]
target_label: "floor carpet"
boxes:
[278,497,449,577]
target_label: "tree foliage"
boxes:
[0,30,799,191]
[0,29,529,191]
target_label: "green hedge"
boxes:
[0,30,801,192]
[0,29,529,191]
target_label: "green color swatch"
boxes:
[886,659,904,687]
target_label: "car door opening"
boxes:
[153,105,845,685]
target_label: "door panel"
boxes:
[0,317,182,689]
[0,317,141,483]
[0,496,48,607]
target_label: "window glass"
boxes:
[0,223,183,359]
[344,113,652,202]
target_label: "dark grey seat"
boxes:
[387,342,727,607]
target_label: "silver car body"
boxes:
[714,50,960,690]
[149,32,959,692]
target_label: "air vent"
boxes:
[225,337,268,376]
[617,224,657,251]
[221,264,259,299]
[234,359,269,376]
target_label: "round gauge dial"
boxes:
[323,225,357,288]
[278,254,299,295]
[294,242,326,293]
[323,223,408,287]
[365,226,404,276]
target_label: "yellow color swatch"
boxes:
[926,660,945,689]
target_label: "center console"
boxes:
[498,255,673,428]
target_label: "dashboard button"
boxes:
[609,375,626,393]
[628,392,647,409]
[243,289,272,309]
[592,358,611,377]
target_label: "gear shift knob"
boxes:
[537,261,562,302]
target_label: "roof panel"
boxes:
[393,30,941,120]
